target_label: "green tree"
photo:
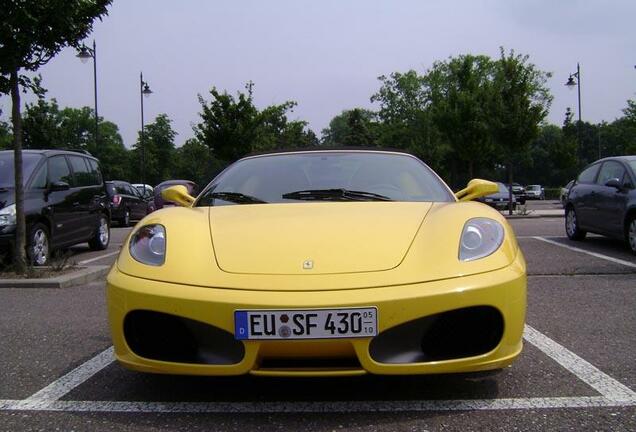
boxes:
[131,114,177,186]
[0,107,13,149]
[0,0,111,272]
[488,48,552,213]
[195,82,311,161]
[22,95,129,180]
[321,108,377,146]
[174,138,227,186]
[371,70,448,175]
[424,55,495,184]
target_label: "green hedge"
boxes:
[544,188,561,200]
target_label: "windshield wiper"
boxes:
[282,188,393,202]
[209,191,267,204]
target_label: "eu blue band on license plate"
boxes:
[234,307,377,340]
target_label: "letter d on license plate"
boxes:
[234,307,377,340]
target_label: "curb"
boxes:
[0,265,110,289]
[503,213,564,219]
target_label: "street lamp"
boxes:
[140,72,153,185]
[76,40,99,152]
[565,63,582,160]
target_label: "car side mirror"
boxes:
[455,179,499,202]
[604,178,622,190]
[161,185,195,207]
[49,181,70,192]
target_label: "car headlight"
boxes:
[459,218,504,262]
[0,204,16,227]
[129,224,166,266]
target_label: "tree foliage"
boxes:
[0,0,111,272]
[195,82,317,162]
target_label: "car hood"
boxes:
[209,202,433,275]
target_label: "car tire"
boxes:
[626,216,636,255]
[89,214,110,251]
[28,223,50,266]
[565,206,586,241]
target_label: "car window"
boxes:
[596,161,626,186]
[127,184,140,197]
[48,156,73,185]
[577,164,600,184]
[497,183,509,194]
[197,153,453,206]
[29,163,47,189]
[0,152,44,187]
[105,183,116,195]
[86,159,103,185]
[68,155,93,187]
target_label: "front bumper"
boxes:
[107,252,526,376]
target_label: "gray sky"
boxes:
[2,0,635,148]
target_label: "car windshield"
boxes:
[196,152,454,206]
[0,152,44,187]
[527,185,540,191]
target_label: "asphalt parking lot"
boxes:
[1,215,635,431]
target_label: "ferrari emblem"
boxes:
[303,259,314,270]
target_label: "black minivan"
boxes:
[0,149,111,265]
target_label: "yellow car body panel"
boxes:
[107,198,526,377]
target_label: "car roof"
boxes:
[592,156,636,163]
[0,149,98,161]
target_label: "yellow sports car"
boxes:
[107,150,526,377]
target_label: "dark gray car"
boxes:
[565,156,636,254]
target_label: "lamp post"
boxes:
[140,72,153,185]
[76,40,99,152]
[565,63,582,160]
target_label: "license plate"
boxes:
[234,307,377,340]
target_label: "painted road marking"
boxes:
[2,396,635,413]
[1,326,634,412]
[532,236,636,269]
[20,347,115,406]
[78,250,120,265]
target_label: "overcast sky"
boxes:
[2,0,635,148]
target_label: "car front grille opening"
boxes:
[369,306,504,364]
[123,310,245,365]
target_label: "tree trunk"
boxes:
[507,161,514,216]
[10,69,27,274]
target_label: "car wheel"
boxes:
[627,216,636,255]
[122,209,131,227]
[89,214,110,251]
[28,223,50,266]
[565,206,586,240]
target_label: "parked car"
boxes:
[107,149,526,376]
[564,156,636,254]
[154,180,199,209]
[133,183,156,214]
[105,181,152,227]
[511,183,526,204]
[478,182,517,211]
[133,183,153,199]
[525,184,545,200]
[560,180,574,208]
[0,149,110,266]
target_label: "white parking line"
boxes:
[21,347,114,406]
[1,326,635,413]
[78,250,120,265]
[532,236,636,268]
[2,396,634,413]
